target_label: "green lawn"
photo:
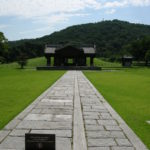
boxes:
[86,57,121,68]
[94,58,121,68]
[0,58,64,129]
[0,57,47,69]
[84,68,150,149]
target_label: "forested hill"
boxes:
[6,20,150,61]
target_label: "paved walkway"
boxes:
[0,71,148,150]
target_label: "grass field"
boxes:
[84,68,150,149]
[93,58,121,68]
[0,58,64,129]
[0,57,47,69]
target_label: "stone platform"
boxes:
[0,71,148,150]
[36,66,101,70]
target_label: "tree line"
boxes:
[1,20,150,66]
[0,33,44,64]
[128,36,150,65]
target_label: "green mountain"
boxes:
[6,19,150,62]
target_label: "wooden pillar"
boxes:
[90,57,94,66]
[54,56,56,66]
[75,57,77,66]
[84,57,87,66]
[46,57,51,66]
[49,57,51,66]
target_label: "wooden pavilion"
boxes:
[122,55,133,67]
[37,44,101,70]
[45,45,96,67]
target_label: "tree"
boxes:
[130,36,150,65]
[0,32,8,63]
[0,56,5,64]
[130,40,144,61]
[145,50,150,66]
[17,53,28,69]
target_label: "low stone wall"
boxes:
[36,66,101,70]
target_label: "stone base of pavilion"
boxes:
[36,66,101,70]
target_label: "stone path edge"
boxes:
[73,73,87,150]
[0,72,67,143]
[81,72,148,150]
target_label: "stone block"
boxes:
[88,138,116,147]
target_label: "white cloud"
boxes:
[102,0,150,9]
[1,0,150,36]
[0,0,98,30]
[103,1,127,8]
[33,13,89,26]
[19,26,51,34]
[0,0,99,18]
[105,9,116,14]
[19,12,89,35]
[129,0,150,6]
[0,24,9,29]
[0,0,149,19]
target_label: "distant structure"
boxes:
[44,45,96,67]
[122,56,133,67]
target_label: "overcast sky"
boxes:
[0,0,150,41]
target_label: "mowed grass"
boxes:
[0,58,65,129]
[86,57,121,68]
[0,57,47,69]
[84,68,150,149]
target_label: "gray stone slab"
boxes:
[31,108,42,114]
[83,112,100,116]
[84,114,99,119]
[35,105,73,109]
[83,108,108,113]
[16,120,72,130]
[87,131,111,138]
[112,147,134,150]
[9,129,29,137]
[116,138,132,146]
[1,148,16,150]
[85,125,104,131]
[57,137,72,150]
[88,147,110,150]
[105,125,121,131]
[98,120,118,126]
[41,108,73,115]
[47,96,73,100]
[100,113,113,119]
[31,130,72,138]
[87,131,125,138]
[41,99,72,103]
[88,138,116,147]
[24,114,72,122]
[0,136,24,149]
[111,131,125,138]
[85,120,97,125]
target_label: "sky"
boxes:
[0,0,150,41]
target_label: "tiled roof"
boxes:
[45,46,96,54]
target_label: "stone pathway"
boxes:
[0,71,148,150]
